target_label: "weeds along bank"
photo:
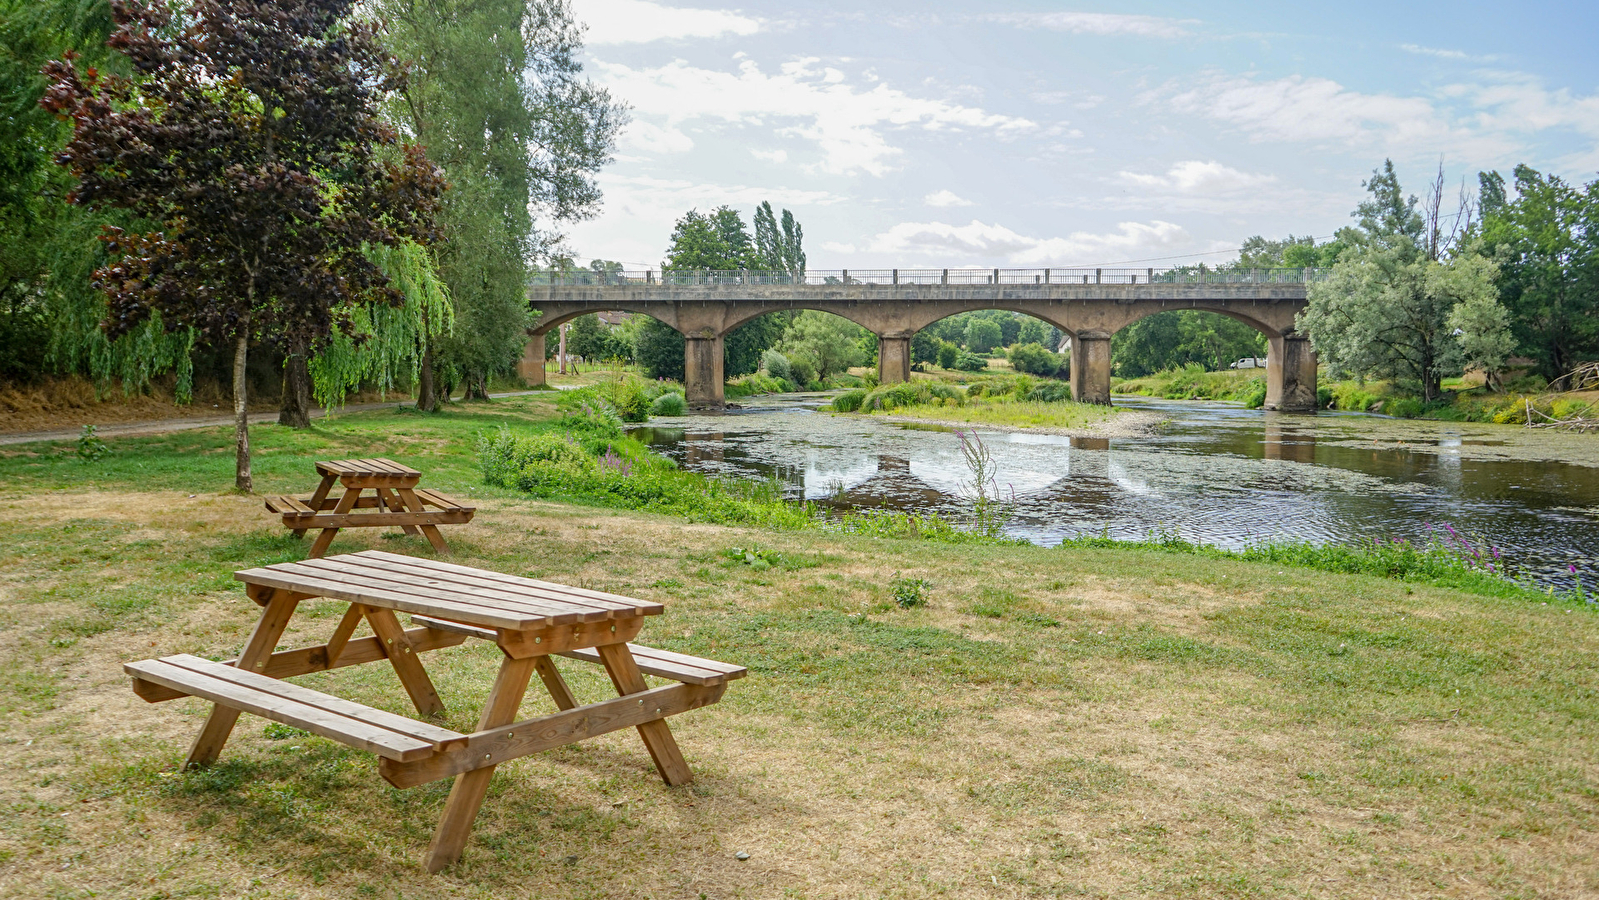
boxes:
[1113,363,1598,423]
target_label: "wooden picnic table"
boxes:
[124,550,744,872]
[265,458,475,557]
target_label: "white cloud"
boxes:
[620,120,694,154]
[572,0,759,45]
[1151,72,1522,160]
[591,58,1036,176]
[858,219,1195,265]
[984,12,1196,39]
[751,148,788,163]
[1117,160,1276,194]
[923,189,973,207]
[1400,43,1493,62]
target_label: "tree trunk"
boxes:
[465,369,489,400]
[558,323,568,375]
[233,332,253,492]
[278,338,313,428]
[416,344,439,412]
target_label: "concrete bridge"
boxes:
[522,267,1321,412]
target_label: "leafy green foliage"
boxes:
[634,317,686,381]
[952,350,988,371]
[963,319,1003,355]
[1111,311,1267,377]
[937,341,959,369]
[779,311,868,381]
[75,424,108,462]
[752,201,805,275]
[649,391,686,416]
[1006,342,1064,376]
[378,0,624,397]
[760,348,792,382]
[857,382,964,411]
[1474,165,1599,379]
[43,0,447,487]
[890,576,931,608]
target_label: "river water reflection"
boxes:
[629,395,1599,587]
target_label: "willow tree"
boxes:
[43,0,444,489]
[376,0,625,407]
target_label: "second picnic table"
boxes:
[265,458,474,557]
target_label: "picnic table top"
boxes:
[235,550,663,631]
[316,458,422,482]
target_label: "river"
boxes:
[628,395,1599,589]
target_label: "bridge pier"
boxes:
[877,333,912,384]
[684,334,725,409]
[1265,336,1318,412]
[517,332,547,387]
[1069,331,1113,405]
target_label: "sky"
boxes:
[558,0,1599,272]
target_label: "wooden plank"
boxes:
[396,487,451,554]
[186,590,301,768]
[307,487,360,558]
[233,567,555,630]
[364,607,446,717]
[324,603,366,666]
[160,654,463,745]
[320,556,626,623]
[423,654,539,873]
[559,644,747,686]
[414,488,474,511]
[496,616,645,659]
[376,487,422,536]
[130,626,467,701]
[354,551,663,616]
[381,682,726,789]
[284,509,474,528]
[597,643,694,786]
[275,559,593,627]
[410,614,497,642]
[533,657,578,710]
[128,658,441,762]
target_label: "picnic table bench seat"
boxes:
[266,459,476,556]
[126,653,465,763]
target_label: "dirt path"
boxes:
[0,390,552,446]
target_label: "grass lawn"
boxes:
[867,397,1124,432]
[0,395,1594,899]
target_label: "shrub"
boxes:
[650,392,686,416]
[952,350,988,371]
[559,379,651,423]
[860,381,964,411]
[1317,386,1334,408]
[1386,398,1424,418]
[831,388,868,412]
[761,349,791,382]
[479,426,593,487]
[1023,381,1073,403]
[787,352,818,386]
[1007,342,1063,376]
[937,341,959,370]
[890,576,930,608]
[554,395,623,435]
[76,424,110,462]
[1235,380,1268,409]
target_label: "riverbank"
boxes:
[1,396,1595,898]
[871,404,1164,438]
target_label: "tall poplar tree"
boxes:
[376,0,625,405]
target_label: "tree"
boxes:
[379,0,625,405]
[1007,342,1063,376]
[724,312,791,377]
[634,317,685,380]
[44,0,445,489]
[1015,317,1053,349]
[1474,165,1599,378]
[753,201,805,275]
[964,319,1003,355]
[1300,161,1497,400]
[1446,271,1516,390]
[780,311,866,381]
[1238,234,1346,269]
[1112,311,1266,376]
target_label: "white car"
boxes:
[1229,357,1268,369]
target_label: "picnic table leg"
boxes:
[596,643,694,786]
[376,487,422,536]
[307,487,361,558]
[424,653,537,873]
[323,603,366,667]
[364,607,446,717]
[185,589,301,768]
[294,473,338,538]
[396,487,451,554]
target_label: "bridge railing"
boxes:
[529,266,1328,287]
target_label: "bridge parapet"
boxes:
[530,266,1327,288]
